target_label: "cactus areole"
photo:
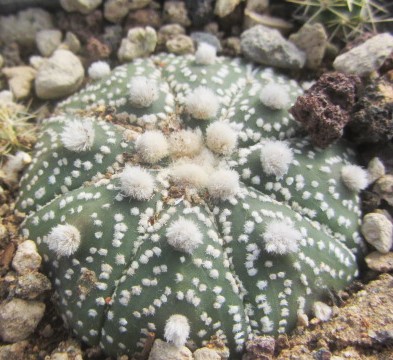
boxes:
[17,53,366,357]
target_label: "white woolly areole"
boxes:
[120,165,155,200]
[47,224,81,257]
[263,220,301,255]
[185,86,219,120]
[129,76,159,108]
[169,129,203,158]
[60,119,95,152]
[166,217,203,254]
[206,121,238,155]
[259,83,291,110]
[88,61,111,80]
[170,163,208,189]
[135,130,169,163]
[341,164,369,192]
[195,42,217,65]
[260,140,293,178]
[207,169,239,200]
[164,314,190,347]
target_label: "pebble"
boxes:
[86,36,111,59]
[15,272,52,300]
[12,240,42,275]
[60,0,102,14]
[1,151,32,186]
[0,8,54,47]
[367,157,385,184]
[29,55,46,70]
[289,23,328,69]
[117,26,157,62]
[148,339,192,360]
[214,0,241,17]
[193,347,220,360]
[1,66,37,100]
[36,29,63,57]
[361,212,393,254]
[35,49,84,100]
[157,24,186,50]
[313,301,333,322]
[222,36,241,56]
[0,341,29,360]
[365,251,393,272]
[163,1,191,27]
[190,31,222,51]
[0,298,45,342]
[373,175,393,206]
[49,340,83,360]
[104,0,130,23]
[244,336,275,359]
[240,25,306,69]
[0,54,4,69]
[62,31,81,53]
[125,7,162,30]
[333,33,393,76]
[243,11,293,33]
[184,0,214,27]
[129,0,152,10]
[166,34,195,55]
[245,0,269,13]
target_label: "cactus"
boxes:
[17,52,366,357]
[287,0,392,41]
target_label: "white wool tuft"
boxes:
[120,165,155,200]
[341,164,369,192]
[169,129,203,158]
[170,163,208,189]
[60,119,95,152]
[195,42,217,65]
[135,130,169,163]
[166,217,203,254]
[129,76,159,108]
[263,220,301,255]
[259,83,291,110]
[88,61,111,80]
[164,314,190,347]
[47,224,81,257]
[207,169,239,200]
[260,140,293,178]
[185,86,219,120]
[206,121,238,155]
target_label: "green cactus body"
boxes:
[17,53,365,357]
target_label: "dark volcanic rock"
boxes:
[347,71,393,144]
[185,0,214,27]
[290,72,361,148]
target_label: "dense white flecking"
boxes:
[195,42,217,65]
[340,164,369,192]
[206,121,238,156]
[263,220,302,254]
[88,61,111,80]
[135,130,169,164]
[260,140,293,178]
[129,76,159,108]
[164,314,191,347]
[259,83,291,110]
[166,217,203,254]
[185,86,220,120]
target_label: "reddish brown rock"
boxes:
[290,72,361,148]
[244,336,275,360]
[86,36,111,60]
[125,8,162,30]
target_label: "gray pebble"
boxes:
[240,25,306,69]
[148,339,192,360]
[333,33,393,76]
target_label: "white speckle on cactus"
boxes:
[206,121,238,156]
[164,314,190,347]
[263,220,301,255]
[185,86,219,120]
[60,120,95,152]
[135,130,169,163]
[129,76,159,108]
[313,301,332,322]
[259,83,291,110]
[47,223,81,257]
[166,217,203,254]
[195,42,217,65]
[169,129,203,158]
[207,169,239,200]
[120,165,155,201]
[260,140,293,178]
[88,61,111,80]
[170,163,208,189]
[341,164,368,192]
